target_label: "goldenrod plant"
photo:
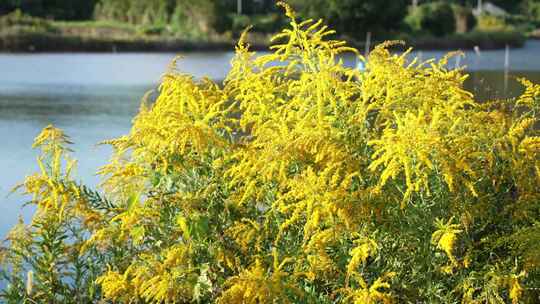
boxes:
[0,126,115,303]
[2,2,539,303]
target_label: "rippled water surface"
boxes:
[1,41,539,236]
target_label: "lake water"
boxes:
[1,41,539,237]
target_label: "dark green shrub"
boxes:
[228,13,285,35]
[230,14,251,34]
[405,1,456,36]
[288,0,409,40]
[250,13,285,34]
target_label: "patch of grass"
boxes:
[0,9,57,35]
[53,20,136,32]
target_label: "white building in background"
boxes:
[473,2,508,17]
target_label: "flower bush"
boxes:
[1,3,539,303]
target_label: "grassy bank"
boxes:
[0,32,241,53]
[0,12,271,52]
[0,11,529,53]
[0,29,528,53]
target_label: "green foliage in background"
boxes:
[93,0,216,38]
[0,9,56,35]
[1,0,539,42]
[288,0,409,38]
[0,0,96,20]
[523,0,540,23]
[405,1,457,36]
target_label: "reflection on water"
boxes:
[466,70,540,101]
[0,85,149,235]
[0,42,539,237]
[0,52,235,85]
[0,84,148,121]
[407,40,540,72]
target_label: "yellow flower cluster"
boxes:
[89,3,540,302]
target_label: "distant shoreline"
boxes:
[0,32,528,53]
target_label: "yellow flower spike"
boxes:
[96,269,130,301]
[347,237,379,284]
[432,217,463,269]
[508,271,526,304]
[277,1,296,20]
[343,272,395,304]
[32,124,73,153]
[516,77,540,108]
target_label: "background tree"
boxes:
[288,0,409,39]
[0,0,97,20]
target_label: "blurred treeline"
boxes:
[0,0,97,20]
[1,0,539,40]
